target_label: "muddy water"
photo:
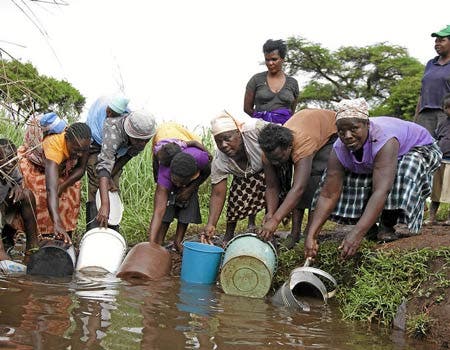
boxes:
[0,272,438,350]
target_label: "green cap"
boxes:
[431,25,450,37]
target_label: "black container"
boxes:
[27,239,76,277]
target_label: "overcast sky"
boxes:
[1,0,448,130]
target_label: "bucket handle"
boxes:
[292,266,337,299]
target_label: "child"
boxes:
[427,93,450,225]
[0,139,39,264]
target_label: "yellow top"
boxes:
[152,122,201,146]
[42,132,69,165]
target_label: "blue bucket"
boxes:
[181,242,224,284]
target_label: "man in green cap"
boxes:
[414,25,450,134]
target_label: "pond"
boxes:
[0,271,438,349]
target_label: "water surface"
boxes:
[0,272,437,349]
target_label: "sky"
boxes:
[0,0,448,131]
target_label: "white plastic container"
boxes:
[76,227,127,274]
[95,190,124,226]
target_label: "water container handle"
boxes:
[303,257,312,267]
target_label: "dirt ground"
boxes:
[378,224,450,348]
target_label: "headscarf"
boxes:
[108,94,130,114]
[335,98,369,121]
[210,110,243,136]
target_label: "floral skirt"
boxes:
[18,146,81,235]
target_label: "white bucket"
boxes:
[75,227,127,274]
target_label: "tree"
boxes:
[0,57,85,124]
[285,37,424,119]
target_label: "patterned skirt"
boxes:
[226,172,266,222]
[312,143,442,233]
[17,146,81,235]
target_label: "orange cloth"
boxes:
[42,132,69,165]
[17,146,81,235]
[284,109,337,163]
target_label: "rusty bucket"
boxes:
[116,242,172,281]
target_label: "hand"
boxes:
[9,185,23,203]
[339,229,364,259]
[96,203,110,228]
[54,222,72,244]
[259,218,278,241]
[200,224,215,244]
[304,235,319,260]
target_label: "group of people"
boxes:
[1,25,450,267]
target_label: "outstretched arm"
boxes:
[148,185,170,244]
[201,179,227,243]
[58,152,89,196]
[45,159,71,244]
[304,151,344,259]
[260,155,313,240]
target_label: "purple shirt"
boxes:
[334,117,434,174]
[157,147,209,190]
[419,57,450,112]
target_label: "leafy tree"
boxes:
[285,37,424,120]
[0,58,85,123]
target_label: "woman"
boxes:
[149,123,210,252]
[415,25,450,134]
[18,117,91,243]
[305,98,442,260]
[201,112,268,245]
[242,39,300,240]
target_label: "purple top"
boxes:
[334,117,434,174]
[157,146,209,190]
[252,108,292,125]
[419,57,450,112]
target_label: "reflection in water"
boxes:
[0,273,440,349]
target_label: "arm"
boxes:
[339,139,399,259]
[148,184,170,244]
[243,89,255,117]
[260,155,313,240]
[413,95,421,122]
[111,154,132,179]
[95,120,123,224]
[45,159,71,243]
[304,151,344,259]
[201,179,227,243]
[58,153,89,196]
[262,155,280,222]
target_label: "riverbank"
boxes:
[169,224,450,348]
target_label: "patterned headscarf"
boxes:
[335,98,369,121]
[210,111,243,136]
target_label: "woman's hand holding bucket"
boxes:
[200,224,215,245]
